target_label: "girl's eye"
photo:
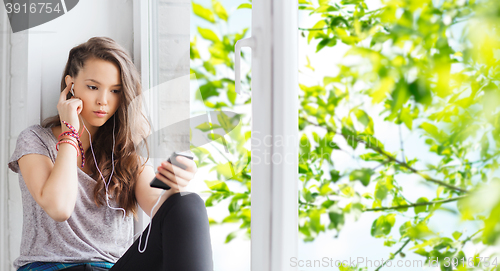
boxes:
[87,85,97,90]
[112,90,122,94]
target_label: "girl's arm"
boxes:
[135,165,175,218]
[19,82,84,222]
[135,156,197,218]
[18,140,79,222]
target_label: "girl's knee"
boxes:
[166,192,207,215]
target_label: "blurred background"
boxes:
[188,0,500,270]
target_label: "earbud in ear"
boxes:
[70,84,75,96]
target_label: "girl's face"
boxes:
[67,57,122,129]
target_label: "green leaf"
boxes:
[205,180,230,192]
[198,27,220,43]
[371,214,396,238]
[318,0,331,6]
[205,193,223,207]
[192,1,216,23]
[391,196,408,212]
[319,184,332,196]
[203,61,216,75]
[452,231,462,240]
[399,221,412,237]
[300,134,311,155]
[225,231,238,243]
[208,217,218,225]
[406,222,433,240]
[399,107,413,130]
[316,38,337,52]
[341,126,358,149]
[222,213,239,223]
[339,184,354,197]
[329,169,340,182]
[349,168,374,186]
[195,122,221,132]
[216,111,235,133]
[212,0,228,21]
[227,85,237,105]
[420,122,446,143]
[354,109,374,134]
[375,176,394,201]
[408,79,432,105]
[213,162,236,179]
[307,20,327,43]
[414,197,429,214]
[299,163,310,174]
[328,209,345,231]
[237,3,252,9]
[305,55,315,71]
[309,208,325,233]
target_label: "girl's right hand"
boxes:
[57,83,82,133]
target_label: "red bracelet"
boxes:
[61,121,85,168]
[58,131,79,142]
[59,135,77,143]
[56,140,80,156]
[58,137,80,154]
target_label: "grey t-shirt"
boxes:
[8,124,152,270]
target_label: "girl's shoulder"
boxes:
[8,124,56,174]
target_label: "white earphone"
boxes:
[80,113,161,252]
[70,83,75,96]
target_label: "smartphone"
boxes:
[150,151,194,190]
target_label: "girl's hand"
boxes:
[155,156,198,193]
[58,83,82,132]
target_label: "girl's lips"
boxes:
[94,112,106,117]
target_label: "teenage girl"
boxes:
[8,37,213,271]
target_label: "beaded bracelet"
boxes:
[56,140,80,156]
[58,131,81,144]
[61,120,81,137]
[60,120,85,168]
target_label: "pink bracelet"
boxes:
[56,140,80,156]
[60,121,85,167]
[58,137,80,156]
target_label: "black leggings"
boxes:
[62,192,213,271]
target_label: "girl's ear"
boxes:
[65,75,73,88]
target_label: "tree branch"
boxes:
[302,118,469,193]
[299,200,316,207]
[364,195,467,212]
[375,238,411,271]
[399,125,405,162]
[298,27,329,31]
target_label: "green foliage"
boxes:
[191,0,500,270]
[191,0,253,244]
[296,0,500,269]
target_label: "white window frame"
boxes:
[134,1,300,270]
[242,1,299,270]
[133,0,158,233]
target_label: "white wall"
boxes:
[1,3,14,270]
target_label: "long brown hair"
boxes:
[42,37,151,218]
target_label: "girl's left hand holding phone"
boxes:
[155,156,197,192]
